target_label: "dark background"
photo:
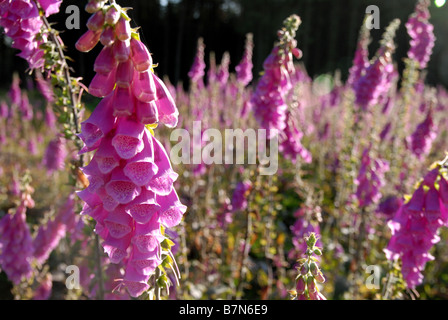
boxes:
[1,0,448,90]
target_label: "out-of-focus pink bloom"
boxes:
[353,147,389,208]
[0,203,35,285]
[408,109,437,159]
[0,0,59,69]
[279,112,312,164]
[188,37,206,88]
[42,135,67,174]
[406,0,435,69]
[348,26,370,88]
[216,51,230,88]
[231,180,252,212]
[36,0,62,17]
[235,33,253,86]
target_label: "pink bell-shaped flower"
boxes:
[111,117,145,159]
[132,70,157,103]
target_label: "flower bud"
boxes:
[87,10,105,31]
[76,30,101,52]
[130,38,152,72]
[113,39,131,62]
[132,70,156,102]
[315,271,325,283]
[296,275,306,295]
[306,276,316,293]
[306,233,317,248]
[300,262,309,275]
[136,100,158,125]
[105,5,120,25]
[94,46,117,74]
[85,1,103,14]
[115,17,131,41]
[113,87,134,116]
[115,59,134,88]
[88,68,116,98]
[100,26,115,47]
[310,261,319,276]
[313,248,322,256]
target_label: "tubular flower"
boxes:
[385,168,448,289]
[235,33,254,87]
[250,14,303,140]
[76,2,186,298]
[0,202,35,285]
[406,0,435,69]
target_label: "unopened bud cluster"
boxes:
[293,233,326,300]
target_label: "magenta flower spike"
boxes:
[33,216,66,265]
[75,29,101,52]
[77,2,186,298]
[250,15,302,145]
[188,37,206,87]
[130,38,152,72]
[406,0,435,69]
[385,168,448,289]
[0,101,9,118]
[235,33,254,86]
[0,203,34,285]
[409,109,437,159]
[42,135,67,174]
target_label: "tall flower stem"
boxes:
[94,234,105,299]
